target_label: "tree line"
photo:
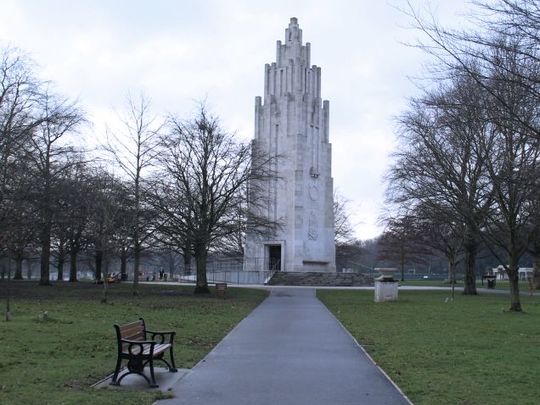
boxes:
[0,46,277,297]
[383,0,540,312]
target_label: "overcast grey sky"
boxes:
[0,0,473,240]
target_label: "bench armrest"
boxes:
[120,338,156,345]
[145,330,176,344]
[119,338,157,356]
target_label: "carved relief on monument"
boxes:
[308,182,319,201]
[295,212,303,227]
[308,210,318,240]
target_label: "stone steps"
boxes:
[267,271,373,287]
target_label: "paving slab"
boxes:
[93,367,188,392]
[157,288,411,405]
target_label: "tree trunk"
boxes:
[133,241,140,296]
[5,255,12,321]
[168,252,176,279]
[57,246,65,281]
[183,247,192,275]
[507,255,522,312]
[533,255,540,290]
[463,238,477,295]
[449,259,457,301]
[13,253,23,280]
[95,250,103,281]
[39,224,52,286]
[400,246,405,282]
[102,256,109,304]
[26,261,33,280]
[120,252,128,281]
[194,244,209,294]
[133,175,140,296]
[69,249,78,282]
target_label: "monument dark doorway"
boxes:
[268,245,282,271]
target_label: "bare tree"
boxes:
[0,156,38,280]
[475,41,540,311]
[88,170,127,302]
[0,47,42,197]
[407,203,465,299]
[158,107,277,294]
[401,1,540,309]
[53,162,93,282]
[333,189,355,245]
[378,215,429,281]
[335,239,364,273]
[403,0,540,141]
[528,166,540,289]
[0,47,42,269]
[26,90,85,286]
[0,47,51,317]
[105,93,162,295]
[388,73,493,293]
[150,192,194,276]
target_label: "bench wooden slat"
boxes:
[119,319,144,329]
[123,331,145,341]
[119,322,144,336]
[142,343,170,356]
[121,342,171,355]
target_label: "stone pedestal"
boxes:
[374,280,399,302]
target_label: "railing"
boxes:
[177,270,275,285]
[174,256,279,285]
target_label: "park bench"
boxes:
[111,318,177,388]
[481,273,497,289]
[215,282,228,298]
[106,273,121,283]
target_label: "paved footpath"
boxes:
[158,288,411,405]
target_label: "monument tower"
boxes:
[244,17,336,273]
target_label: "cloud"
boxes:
[0,0,474,240]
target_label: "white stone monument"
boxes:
[244,17,336,273]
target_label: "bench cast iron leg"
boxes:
[110,356,122,385]
[149,358,159,388]
[169,347,178,372]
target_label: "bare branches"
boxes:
[151,106,279,293]
[333,189,355,245]
[105,93,163,181]
[103,93,163,295]
[390,0,540,310]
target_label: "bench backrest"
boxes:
[115,318,146,342]
[216,283,227,291]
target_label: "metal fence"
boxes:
[175,256,275,285]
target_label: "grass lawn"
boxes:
[487,280,532,292]
[0,281,267,405]
[402,279,534,292]
[399,279,453,287]
[318,289,540,405]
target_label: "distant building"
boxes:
[491,265,533,280]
